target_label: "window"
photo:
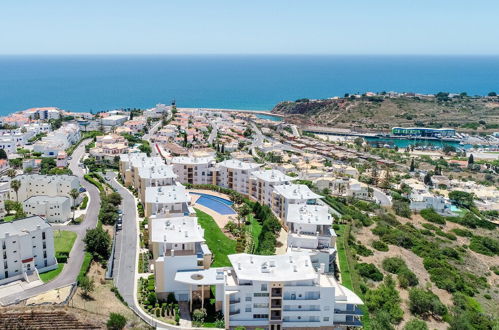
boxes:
[42,232,46,240]
[254,293,269,297]
[261,284,267,291]
[253,303,268,308]
[253,314,268,319]
[323,317,329,321]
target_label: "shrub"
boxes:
[365,276,403,324]
[403,319,428,330]
[107,313,127,330]
[372,240,389,251]
[451,228,473,237]
[398,268,419,288]
[393,200,412,218]
[80,195,89,209]
[382,257,406,274]
[409,288,447,317]
[356,263,384,281]
[469,235,499,256]
[420,209,446,225]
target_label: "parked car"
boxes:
[116,223,122,231]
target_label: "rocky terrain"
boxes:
[271,94,499,132]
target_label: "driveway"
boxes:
[0,139,101,305]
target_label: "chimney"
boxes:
[319,263,325,274]
[238,262,241,270]
[171,249,175,257]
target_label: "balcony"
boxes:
[334,319,363,327]
[229,309,240,315]
[335,307,363,315]
[271,288,282,297]
[230,298,241,304]
[270,300,282,308]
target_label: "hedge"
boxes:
[77,252,93,284]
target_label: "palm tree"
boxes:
[6,168,16,179]
[69,188,80,221]
[10,179,21,202]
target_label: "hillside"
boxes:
[271,95,499,132]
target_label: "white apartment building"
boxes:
[0,216,58,285]
[171,156,215,185]
[216,160,261,195]
[150,216,212,300]
[314,177,370,200]
[33,123,80,157]
[174,253,363,329]
[286,204,336,273]
[137,165,177,204]
[11,174,80,204]
[119,153,165,187]
[101,115,128,127]
[24,107,61,120]
[0,182,10,215]
[144,183,194,218]
[249,170,294,206]
[272,184,323,220]
[23,196,71,223]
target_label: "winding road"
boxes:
[0,139,101,305]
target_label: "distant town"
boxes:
[0,102,497,329]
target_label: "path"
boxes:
[0,139,101,305]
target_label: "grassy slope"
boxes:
[195,208,236,267]
[40,230,77,283]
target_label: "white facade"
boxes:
[216,160,261,195]
[410,192,449,214]
[0,216,57,285]
[171,156,215,185]
[23,196,71,223]
[33,123,80,157]
[11,174,80,204]
[137,165,177,204]
[101,115,128,127]
[272,184,323,220]
[144,183,194,218]
[249,170,293,206]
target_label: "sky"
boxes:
[1,0,499,55]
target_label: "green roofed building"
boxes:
[392,127,456,138]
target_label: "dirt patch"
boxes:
[69,262,147,329]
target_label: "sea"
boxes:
[1,55,499,116]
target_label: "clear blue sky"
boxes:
[1,0,499,55]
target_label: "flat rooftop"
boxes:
[171,156,214,165]
[250,169,294,183]
[145,184,190,204]
[228,253,318,282]
[286,204,331,225]
[150,216,204,244]
[218,159,261,171]
[0,216,50,239]
[273,184,322,200]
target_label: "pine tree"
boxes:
[468,154,474,165]
[409,158,415,172]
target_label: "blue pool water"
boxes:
[191,193,236,215]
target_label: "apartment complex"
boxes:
[144,183,194,218]
[249,170,293,206]
[0,216,57,285]
[89,133,129,161]
[150,216,212,300]
[171,156,215,185]
[215,159,261,195]
[137,165,177,204]
[11,174,80,204]
[23,196,71,223]
[272,184,323,220]
[33,123,80,157]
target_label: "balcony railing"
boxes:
[230,299,241,304]
[229,309,240,315]
[334,307,363,315]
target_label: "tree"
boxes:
[83,224,111,261]
[392,200,411,218]
[192,308,207,326]
[409,158,415,172]
[467,154,474,165]
[365,276,403,324]
[69,188,80,221]
[106,313,127,330]
[488,91,497,97]
[79,276,95,297]
[423,172,432,186]
[10,179,21,202]
[448,190,475,209]
[107,192,122,207]
[0,149,7,160]
[408,288,447,318]
[6,168,16,178]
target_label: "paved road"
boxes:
[0,139,101,305]
[207,120,218,144]
[372,187,392,206]
[105,172,138,307]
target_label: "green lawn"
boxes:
[2,215,15,222]
[39,230,77,283]
[39,264,64,283]
[246,214,262,253]
[195,208,236,267]
[336,225,353,290]
[54,230,77,254]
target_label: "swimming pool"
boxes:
[191,192,236,215]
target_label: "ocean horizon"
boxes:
[1,54,499,115]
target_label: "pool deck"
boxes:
[188,189,238,228]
